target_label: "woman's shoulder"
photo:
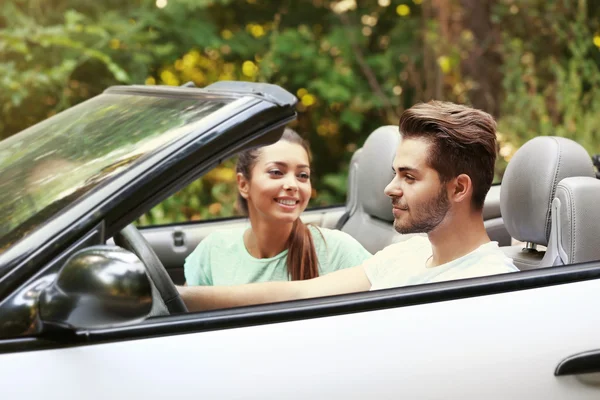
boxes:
[308,226,372,272]
[308,226,367,251]
[309,225,353,240]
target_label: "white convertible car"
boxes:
[0,82,599,399]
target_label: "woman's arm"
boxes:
[178,265,372,312]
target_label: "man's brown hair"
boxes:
[399,100,497,210]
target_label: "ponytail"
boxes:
[286,219,320,280]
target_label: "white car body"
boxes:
[2,275,600,399]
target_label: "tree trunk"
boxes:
[459,0,503,117]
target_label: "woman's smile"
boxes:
[275,197,300,210]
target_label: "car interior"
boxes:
[135,126,600,292]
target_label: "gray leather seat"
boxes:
[500,136,595,270]
[338,126,412,254]
[543,177,600,266]
[334,148,362,230]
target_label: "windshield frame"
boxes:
[0,85,296,297]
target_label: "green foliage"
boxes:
[496,0,600,159]
[0,1,160,138]
[2,0,600,227]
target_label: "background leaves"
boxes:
[2,0,600,225]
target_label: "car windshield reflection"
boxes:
[0,93,232,252]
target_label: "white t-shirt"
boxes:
[363,236,518,290]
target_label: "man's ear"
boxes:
[237,173,250,199]
[450,174,472,204]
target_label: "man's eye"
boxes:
[405,175,416,182]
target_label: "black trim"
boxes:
[1,260,600,354]
[591,154,600,179]
[0,224,105,339]
[555,349,600,376]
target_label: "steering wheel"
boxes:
[114,224,188,315]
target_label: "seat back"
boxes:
[543,177,600,266]
[334,148,362,230]
[500,136,595,270]
[338,126,411,254]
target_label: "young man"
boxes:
[178,100,518,311]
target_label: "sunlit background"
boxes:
[1,0,599,225]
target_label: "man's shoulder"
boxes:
[361,235,432,290]
[439,244,518,281]
[470,249,518,273]
[383,234,430,254]
[472,242,518,271]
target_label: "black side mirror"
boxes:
[39,245,152,330]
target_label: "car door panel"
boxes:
[2,276,599,399]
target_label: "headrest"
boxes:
[545,177,600,265]
[500,136,594,246]
[345,148,363,211]
[357,126,400,222]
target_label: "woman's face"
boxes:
[238,140,312,225]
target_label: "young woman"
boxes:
[184,128,372,286]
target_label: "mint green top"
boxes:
[184,225,372,286]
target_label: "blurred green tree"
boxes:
[2,0,599,225]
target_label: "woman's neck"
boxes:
[244,217,295,259]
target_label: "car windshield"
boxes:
[0,92,233,252]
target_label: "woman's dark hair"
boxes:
[236,128,320,281]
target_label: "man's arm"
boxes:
[178,265,372,312]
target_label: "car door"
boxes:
[1,263,599,399]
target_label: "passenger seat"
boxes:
[544,176,600,266]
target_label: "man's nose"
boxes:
[384,177,402,198]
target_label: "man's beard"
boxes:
[393,187,450,234]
